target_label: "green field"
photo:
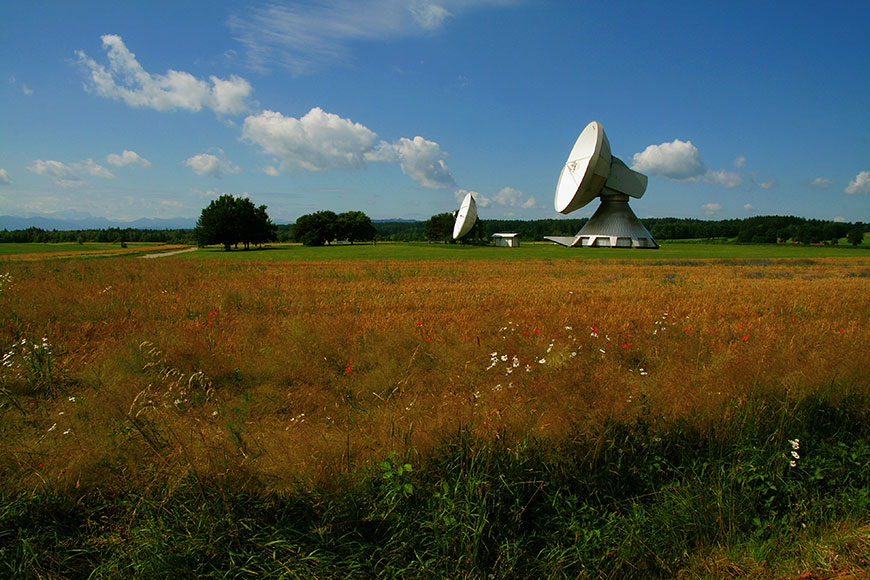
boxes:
[183,240,870,261]
[0,241,173,256]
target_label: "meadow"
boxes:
[1,243,869,578]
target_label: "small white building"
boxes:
[492,233,520,247]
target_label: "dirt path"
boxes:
[140,247,199,259]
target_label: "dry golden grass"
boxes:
[1,255,868,494]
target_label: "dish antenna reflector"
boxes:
[452,192,478,239]
[547,121,658,248]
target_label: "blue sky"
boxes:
[1,0,868,224]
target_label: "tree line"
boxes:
[406,215,867,246]
[1,214,865,246]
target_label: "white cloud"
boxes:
[9,76,33,96]
[704,169,743,188]
[458,186,535,209]
[243,108,377,172]
[384,136,455,189]
[263,165,280,177]
[634,139,779,191]
[0,168,11,185]
[28,158,114,186]
[845,171,870,195]
[743,203,754,211]
[29,160,78,180]
[811,177,833,188]
[834,216,846,223]
[701,202,722,215]
[79,159,114,179]
[228,0,517,74]
[243,107,454,189]
[76,35,253,115]
[184,153,240,178]
[631,139,707,181]
[107,150,151,168]
[410,3,452,29]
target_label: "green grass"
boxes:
[2,390,868,579]
[187,240,870,261]
[0,242,168,255]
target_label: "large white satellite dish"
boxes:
[546,121,658,249]
[452,191,478,239]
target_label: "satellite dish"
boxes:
[547,121,659,249]
[452,192,478,239]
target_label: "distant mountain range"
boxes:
[0,214,197,231]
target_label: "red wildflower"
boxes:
[741,335,749,341]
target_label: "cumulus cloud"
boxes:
[701,203,722,215]
[456,186,535,209]
[243,107,454,189]
[633,139,777,190]
[811,177,833,188]
[743,203,754,211]
[382,136,455,189]
[107,149,151,168]
[845,171,870,195]
[28,158,114,187]
[76,35,253,115]
[183,153,240,178]
[704,169,743,188]
[243,108,377,172]
[229,0,516,74]
[0,168,11,185]
[631,139,707,181]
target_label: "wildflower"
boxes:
[791,450,800,459]
[538,358,546,364]
[621,343,631,349]
[741,335,749,341]
[416,321,423,326]
[425,337,431,342]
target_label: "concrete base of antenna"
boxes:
[545,194,659,249]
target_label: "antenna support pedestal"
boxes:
[546,194,659,248]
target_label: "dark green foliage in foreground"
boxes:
[3,390,869,579]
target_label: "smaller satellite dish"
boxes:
[452,192,478,239]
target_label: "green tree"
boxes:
[336,211,377,244]
[846,225,865,246]
[424,212,454,243]
[194,195,276,250]
[293,210,338,246]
